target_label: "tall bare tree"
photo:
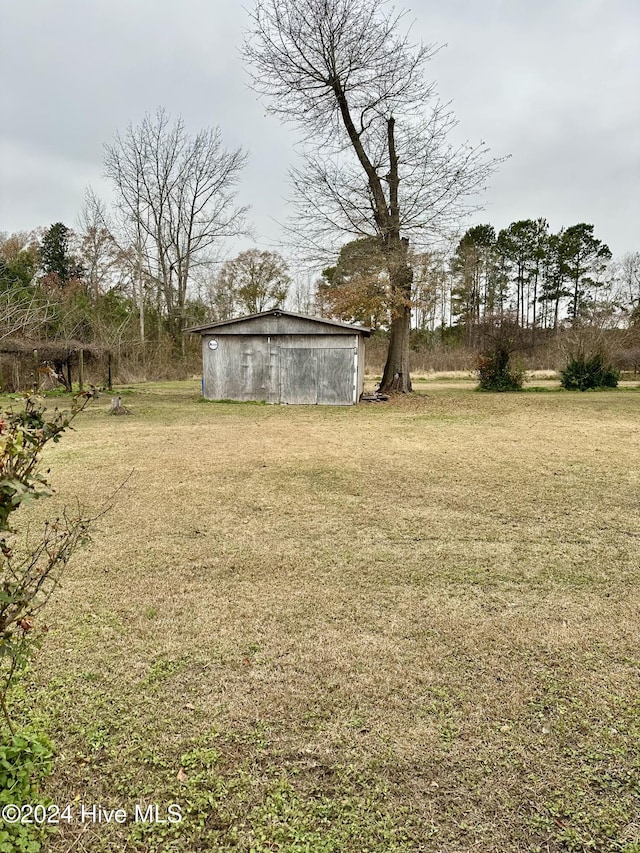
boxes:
[104,109,249,352]
[290,273,316,315]
[412,249,451,335]
[243,0,502,391]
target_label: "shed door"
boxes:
[279,347,355,405]
[316,348,356,405]
[203,336,278,402]
[279,348,318,404]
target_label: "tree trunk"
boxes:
[78,349,84,391]
[33,350,39,392]
[65,358,73,392]
[532,268,538,343]
[572,273,579,321]
[109,395,131,415]
[380,304,412,392]
[380,244,413,393]
[166,312,184,355]
[138,271,145,348]
[378,118,413,394]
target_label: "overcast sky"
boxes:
[1,0,638,259]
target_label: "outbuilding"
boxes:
[188,310,370,405]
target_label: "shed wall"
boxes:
[202,333,361,405]
[200,315,357,337]
[356,334,366,400]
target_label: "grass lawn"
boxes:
[6,380,640,852]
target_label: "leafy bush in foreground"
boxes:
[0,729,53,852]
[1,394,95,731]
[0,393,94,851]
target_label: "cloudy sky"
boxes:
[1,0,638,258]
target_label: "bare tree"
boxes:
[618,251,640,317]
[243,0,502,391]
[0,232,54,341]
[0,288,54,343]
[412,249,451,334]
[192,266,236,322]
[76,189,124,300]
[104,109,249,352]
[75,189,149,346]
[289,272,317,315]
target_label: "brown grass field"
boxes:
[8,378,640,852]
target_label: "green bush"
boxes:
[0,729,53,852]
[560,353,619,390]
[1,394,95,732]
[477,348,524,392]
[0,394,94,851]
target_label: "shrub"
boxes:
[477,348,524,392]
[0,393,94,850]
[560,353,619,390]
[0,729,53,852]
[1,392,95,731]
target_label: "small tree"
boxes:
[559,313,622,391]
[476,317,525,392]
[0,393,95,851]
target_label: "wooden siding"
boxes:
[356,334,366,400]
[202,335,278,403]
[202,333,359,405]
[198,314,358,337]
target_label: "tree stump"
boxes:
[108,395,131,416]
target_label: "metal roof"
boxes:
[186,309,371,337]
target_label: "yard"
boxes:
[9,379,640,851]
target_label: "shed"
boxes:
[188,310,370,405]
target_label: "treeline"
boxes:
[445,221,636,338]
[2,104,638,382]
[0,219,292,355]
[4,214,639,380]
[317,222,640,366]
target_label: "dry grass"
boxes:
[9,381,640,851]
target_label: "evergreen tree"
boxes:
[539,230,571,331]
[496,219,548,328]
[450,225,497,340]
[317,238,388,328]
[561,224,612,320]
[40,223,84,285]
